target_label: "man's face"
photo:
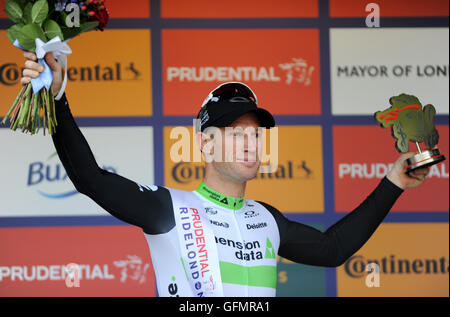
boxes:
[202,113,263,183]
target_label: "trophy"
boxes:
[374,94,446,173]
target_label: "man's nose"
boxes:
[244,134,258,152]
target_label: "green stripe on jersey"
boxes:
[219,261,277,289]
[195,181,244,210]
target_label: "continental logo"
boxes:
[345,255,449,278]
[0,63,23,86]
[171,160,314,184]
[167,57,315,86]
[67,62,142,82]
[0,62,142,86]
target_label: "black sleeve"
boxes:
[257,176,403,267]
[51,93,175,235]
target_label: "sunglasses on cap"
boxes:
[196,82,275,133]
[200,82,258,108]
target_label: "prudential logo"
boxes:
[27,152,117,199]
[166,57,315,86]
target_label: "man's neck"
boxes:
[203,172,246,198]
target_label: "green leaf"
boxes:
[15,0,28,10]
[16,23,48,52]
[4,0,23,23]
[44,19,63,41]
[61,26,81,40]
[31,0,48,25]
[80,21,99,33]
[23,2,33,24]
[5,24,22,45]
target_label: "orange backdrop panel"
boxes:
[337,223,449,297]
[163,125,324,212]
[161,0,318,18]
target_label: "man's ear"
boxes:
[196,131,213,156]
[197,128,223,163]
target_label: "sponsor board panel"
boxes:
[337,223,449,297]
[0,30,26,115]
[64,29,152,116]
[107,0,150,18]
[330,28,449,115]
[0,126,154,216]
[162,29,321,116]
[163,125,203,191]
[0,30,152,117]
[161,0,318,18]
[329,0,449,17]
[246,126,324,212]
[0,225,156,296]
[333,125,449,212]
[0,0,150,19]
[164,125,324,212]
[0,0,5,18]
[276,224,326,297]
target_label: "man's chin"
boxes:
[237,162,260,181]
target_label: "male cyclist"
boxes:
[20,52,430,297]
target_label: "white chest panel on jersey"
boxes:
[144,188,280,297]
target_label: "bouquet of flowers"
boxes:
[1,0,109,135]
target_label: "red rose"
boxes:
[91,8,109,31]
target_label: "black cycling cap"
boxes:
[196,82,276,133]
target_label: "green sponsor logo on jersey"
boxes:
[265,237,276,259]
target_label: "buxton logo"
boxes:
[28,152,117,199]
[166,57,315,86]
[0,62,142,86]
